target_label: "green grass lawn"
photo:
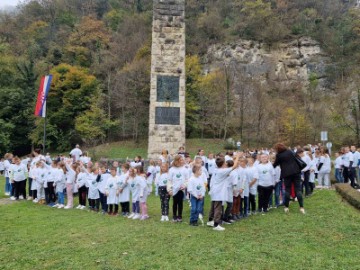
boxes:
[62,139,228,160]
[1,176,360,269]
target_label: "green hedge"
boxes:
[335,183,360,210]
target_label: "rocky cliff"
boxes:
[204,37,331,92]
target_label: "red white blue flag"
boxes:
[34,75,52,118]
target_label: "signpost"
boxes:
[326,142,333,155]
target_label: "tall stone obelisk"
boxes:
[148,0,186,158]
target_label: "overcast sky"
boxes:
[0,0,22,7]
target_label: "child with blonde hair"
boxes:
[188,164,206,226]
[155,163,170,221]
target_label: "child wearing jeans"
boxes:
[188,164,206,226]
[155,163,170,221]
[127,168,141,220]
[54,163,66,209]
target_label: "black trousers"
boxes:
[45,182,56,204]
[207,174,212,192]
[159,186,170,216]
[284,173,304,208]
[78,186,88,206]
[302,170,311,196]
[120,202,130,213]
[343,167,355,187]
[89,199,100,210]
[223,202,233,221]
[28,178,33,197]
[14,180,26,199]
[108,204,119,214]
[240,196,249,217]
[172,190,184,219]
[249,193,256,212]
[257,185,273,211]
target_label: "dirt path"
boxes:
[0,198,19,205]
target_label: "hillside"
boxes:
[1,0,360,155]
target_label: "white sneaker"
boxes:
[300,208,306,214]
[52,204,59,208]
[80,205,87,210]
[165,216,169,221]
[199,214,204,225]
[64,205,72,209]
[27,196,33,201]
[207,221,214,227]
[5,192,10,196]
[160,215,165,221]
[128,213,135,219]
[132,213,141,219]
[284,207,289,214]
[76,205,82,209]
[33,198,39,203]
[58,204,64,209]
[213,225,225,231]
[19,195,24,200]
[10,196,16,201]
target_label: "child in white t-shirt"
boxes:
[188,164,206,226]
[155,163,170,221]
[105,167,120,215]
[207,152,241,231]
[117,163,130,216]
[247,156,259,215]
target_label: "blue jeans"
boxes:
[190,195,204,223]
[132,201,140,213]
[57,192,64,204]
[335,168,343,183]
[275,181,284,207]
[5,177,12,194]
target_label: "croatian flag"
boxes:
[34,75,52,118]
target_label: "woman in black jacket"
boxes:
[273,143,305,214]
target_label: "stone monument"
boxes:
[148,0,186,158]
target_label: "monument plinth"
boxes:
[148,0,186,158]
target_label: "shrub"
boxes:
[335,183,360,210]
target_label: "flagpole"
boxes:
[43,101,47,155]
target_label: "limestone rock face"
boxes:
[204,37,330,92]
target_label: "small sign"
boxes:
[326,142,332,149]
[321,131,328,141]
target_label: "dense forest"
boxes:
[1,0,360,155]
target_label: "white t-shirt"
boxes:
[209,167,233,202]
[69,148,82,161]
[319,155,331,174]
[10,164,28,181]
[257,163,275,187]
[342,152,353,168]
[247,166,259,195]
[188,175,206,198]
[207,159,216,175]
[169,166,189,196]
[155,172,170,187]
[334,156,343,169]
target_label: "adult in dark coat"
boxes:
[273,143,305,214]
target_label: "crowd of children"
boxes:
[2,143,358,231]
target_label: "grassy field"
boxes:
[65,139,229,160]
[1,176,360,270]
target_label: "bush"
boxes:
[335,183,360,210]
